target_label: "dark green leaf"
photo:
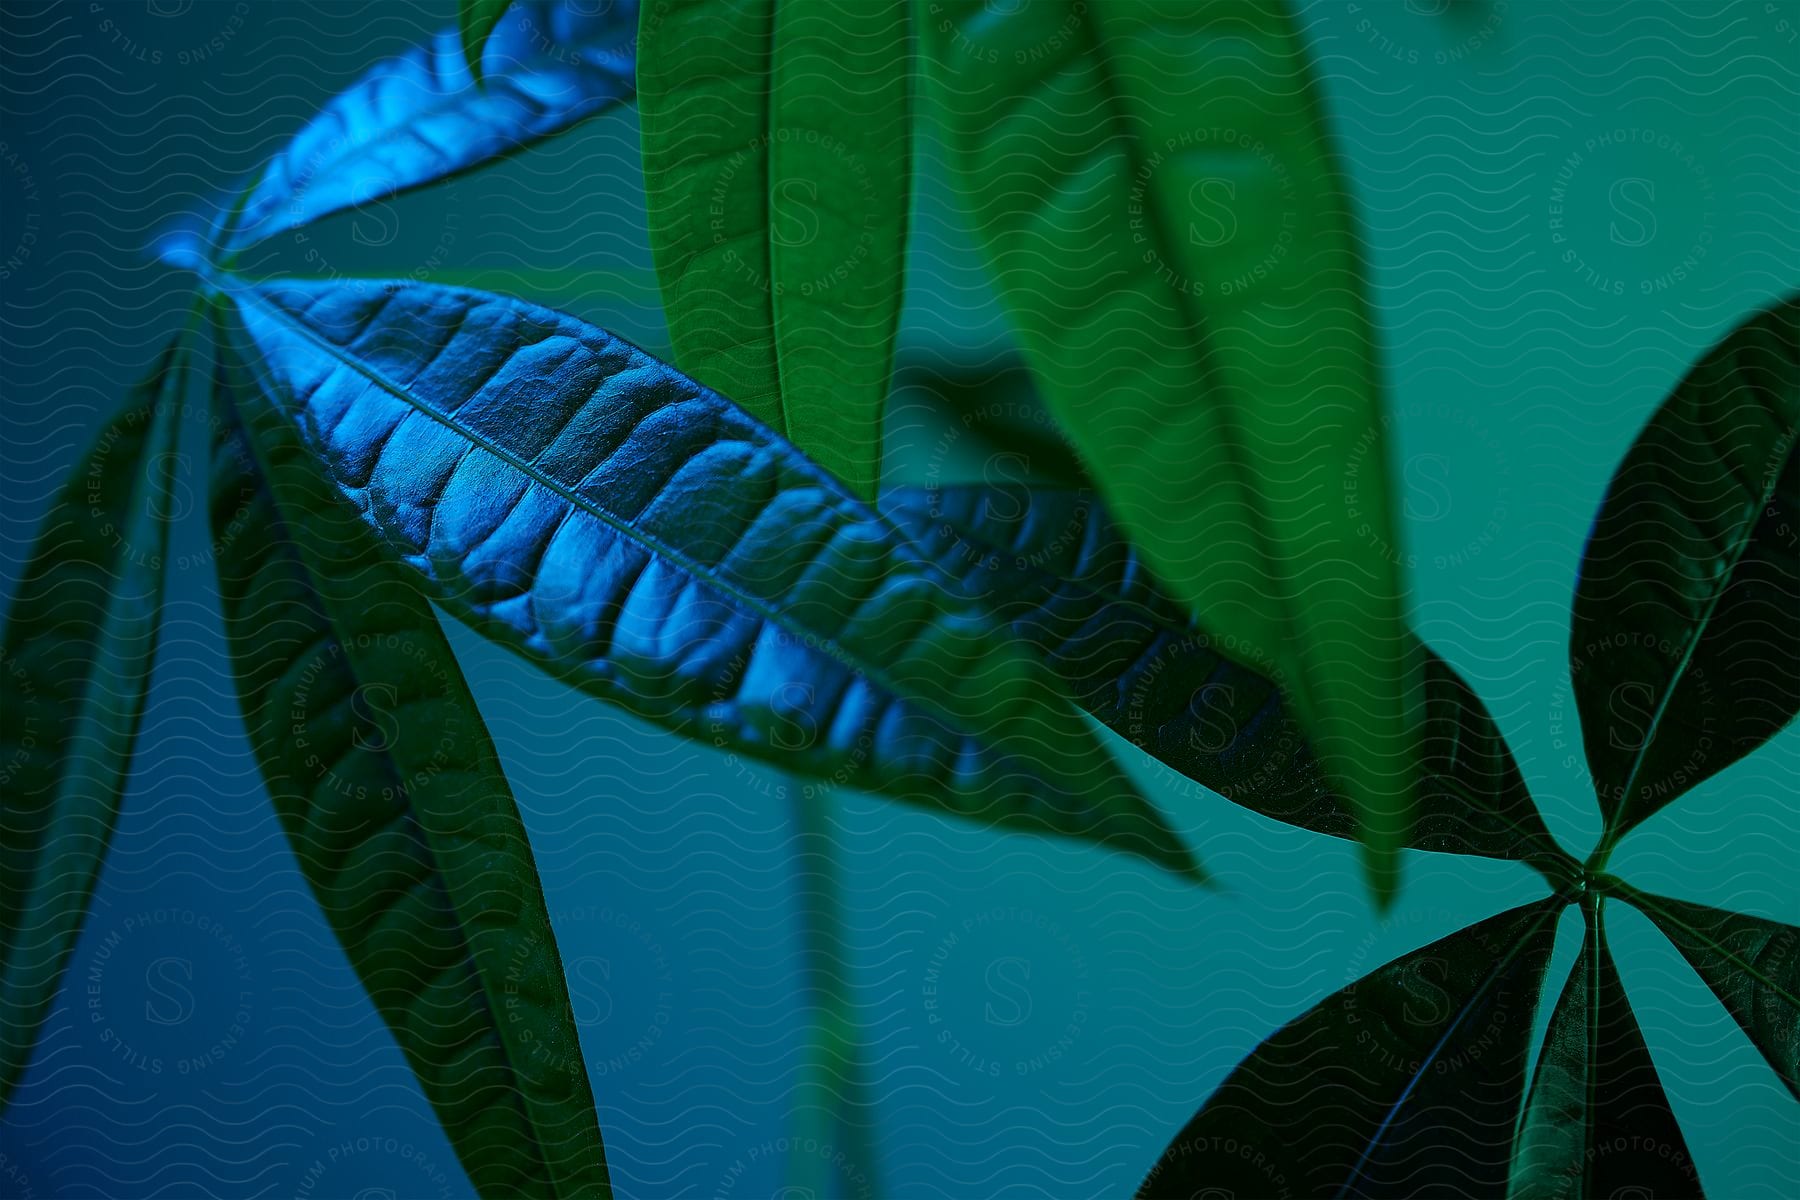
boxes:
[225,1,636,252]
[1572,296,1799,842]
[1140,899,1563,1198]
[208,328,609,1196]
[214,275,1195,879]
[459,0,512,81]
[885,484,1572,871]
[639,0,911,498]
[1623,885,1798,1100]
[0,341,185,1107]
[1511,904,1704,1199]
[925,0,1419,896]
[888,355,1091,491]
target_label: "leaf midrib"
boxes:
[1066,4,1374,826]
[217,368,588,1195]
[761,0,790,439]
[1601,435,1794,842]
[1335,898,1564,1199]
[904,492,1561,865]
[228,280,1012,755]
[0,354,181,1105]
[232,45,617,250]
[1611,882,1800,1011]
[1581,904,1604,1200]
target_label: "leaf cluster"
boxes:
[1,2,1795,1197]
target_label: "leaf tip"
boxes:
[458,0,510,86]
[1157,839,1211,889]
[149,226,210,277]
[1361,840,1403,913]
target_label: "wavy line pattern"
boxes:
[1,1,1797,1197]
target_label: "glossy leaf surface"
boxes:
[215,276,1194,878]
[639,0,911,498]
[925,0,1418,893]
[1140,900,1562,1198]
[1629,888,1799,1099]
[0,342,184,1106]
[884,484,1568,868]
[208,332,609,1195]
[1511,908,1703,1199]
[1573,297,1799,840]
[226,0,636,252]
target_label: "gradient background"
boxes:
[1,1,1797,1196]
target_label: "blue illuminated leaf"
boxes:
[213,276,1196,879]
[226,0,637,252]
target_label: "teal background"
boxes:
[1,1,1796,1196]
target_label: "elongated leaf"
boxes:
[1140,899,1563,1198]
[226,0,636,252]
[207,327,608,1195]
[639,0,911,498]
[885,484,1570,870]
[0,341,184,1106]
[213,275,1194,878]
[1572,297,1800,842]
[1511,906,1703,1199]
[1624,886,1799,1099]
[925,0,1418,894]
[460,0,512,81]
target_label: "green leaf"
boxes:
[924,0,1418,898]
[1140,899,1563,1198]
[1621,885,1799,1100]
[639,0,912,499]
[889,355,1093,491]
[460,0,512,81]
[1572,296,1799,846]
[1511,904,1704,1199]
[0,340,185,1107]
[215,275,1196,880]
[208,326,610,1196]
[885,482,1575,873]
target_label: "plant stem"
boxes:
[1580,893,1605,1199]
[1528,844,1586,892]
[1585,824,1624,876]
[786,781,882,1199]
